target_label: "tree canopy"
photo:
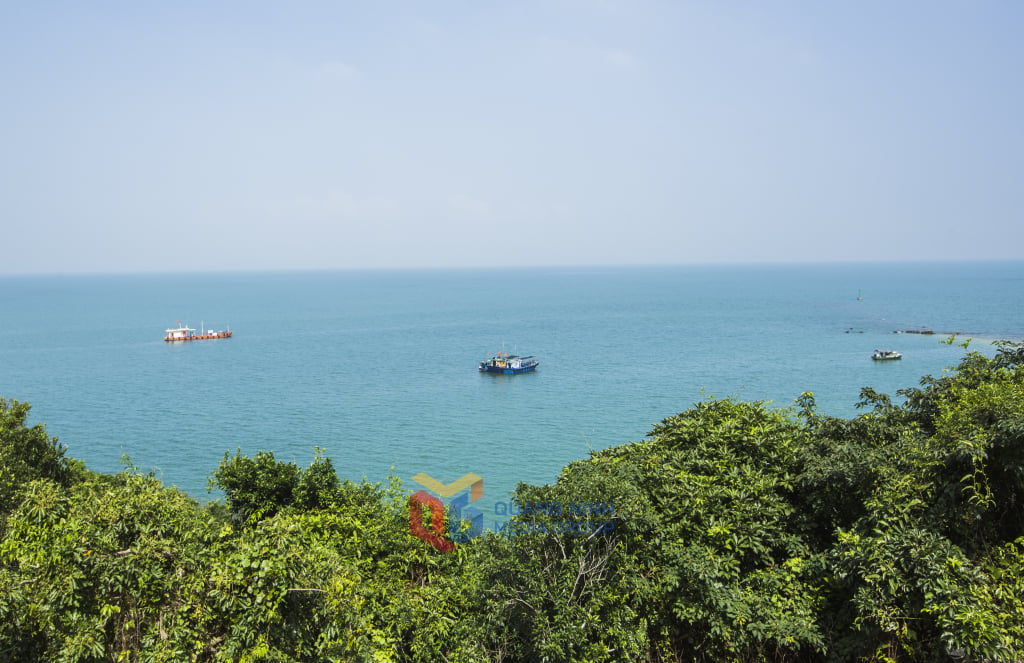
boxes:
[2,343,1023,661]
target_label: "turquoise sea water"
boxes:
[2,262,1022,515]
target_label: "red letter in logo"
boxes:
[409,490,455,552]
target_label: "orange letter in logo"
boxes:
[409,490,455,552]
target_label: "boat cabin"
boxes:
[165,326,196,341]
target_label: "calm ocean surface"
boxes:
[2,262,1022,514]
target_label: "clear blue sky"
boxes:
[2,2,1021,274]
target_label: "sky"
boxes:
[1,1,1022,275]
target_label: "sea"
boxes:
[2,262,1022,518]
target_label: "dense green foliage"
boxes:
[212,448,341,523]
[2,343,1023,661]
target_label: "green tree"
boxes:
[0,397,78,517]
[211,450,301,523]
[0,468,225,661]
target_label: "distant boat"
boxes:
[165,321,232,342]
[857,289,863,301]
[872,349,901,361]
[479,352,538,374]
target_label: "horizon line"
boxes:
[2,257,1022,279]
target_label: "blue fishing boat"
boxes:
[479,352,538,374]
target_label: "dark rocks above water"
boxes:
[894,329,970,336]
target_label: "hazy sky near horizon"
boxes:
[2,2,1022,275]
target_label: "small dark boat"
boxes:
[872,349,902,361]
